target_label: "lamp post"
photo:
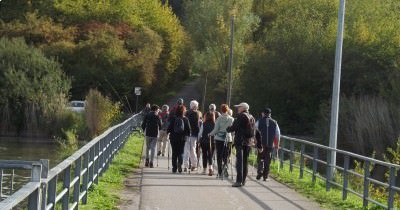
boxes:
[227,16,234,107]
[327,0,346,188]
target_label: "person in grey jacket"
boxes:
[209,104,234,178]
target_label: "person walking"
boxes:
[256,108,280,181]
[209,104,234,178]
[209,103,221,119]
[198,112,215,175]
[183,100,202,171]
[227,102,256,187]
[167,105,191,173]
[141,105,162,168]
[157,105,170,156]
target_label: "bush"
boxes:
[85,89,122,138]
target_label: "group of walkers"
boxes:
[141,98,280,187]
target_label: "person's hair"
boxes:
[228,109,233,116]
[151,105,159,111]
[221,104,229,113]
[162,104,169,111]
[190,100,199,110]
[209,103,216,111]
[204,112,215,123]
[175,105,186,117]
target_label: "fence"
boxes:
[278,135,400,210]
[0,113,142,210]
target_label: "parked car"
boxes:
[67,101,85,113]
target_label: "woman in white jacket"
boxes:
[209,104,234,178]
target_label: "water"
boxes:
[0,139,62,167]
[0,138,64,199]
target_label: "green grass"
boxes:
[80,133,143,210]
[247,152,395,210]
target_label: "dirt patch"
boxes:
[116,170,142,210]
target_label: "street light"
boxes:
[227,16,234,107]
[327,0,346,189]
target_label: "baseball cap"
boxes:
[234,102,249,110]
[263,108,272,114]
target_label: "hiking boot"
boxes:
[178,166,182,173]
[184,168,187,172]
[242,180,246,186]
[145,159,149,167]
[232,182,242,187]
[162,154,165,157]
[208,169,213,176]
[157,151,161,156]
[150,162,154,168]
[256,174,262,180]
[172,168,177,173]
[263,176,270,182]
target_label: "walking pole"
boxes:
[230,143,234,180]
[252,147,257,176]
[276,147,280,173]
[168,140,170,170]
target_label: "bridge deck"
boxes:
[133,146,324,210]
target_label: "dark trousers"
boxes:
[257,146,273,178]
[235,145,250,184]
[200,139,214,168]
[170,139,185,172]
[215,141,232,175]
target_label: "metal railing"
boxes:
[0,113,142,210]
[278,135,400,210]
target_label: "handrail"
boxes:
[0,113,143,210]
[278,135,400,209]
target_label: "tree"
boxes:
[0,37,70,135]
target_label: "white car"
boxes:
[67,101,85,113]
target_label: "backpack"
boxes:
[174,117,185,134]
[243,113,256,138]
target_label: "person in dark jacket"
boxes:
[256,108,280,181]
[141,105,162,168]
[167,105,191,173]
[227,102,255,187]
[198,112,215,176]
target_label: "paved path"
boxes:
[137,149,324,210]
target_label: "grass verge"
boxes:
[247,152,392,210]
[80,133,143,210]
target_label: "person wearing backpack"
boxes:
[157,105,170,156]
[183,100,202,172]
[227,102,256,187]
[256,108,280,181]
[167,105,191,173]
[209,104,234,178]
[141,105,162,168]
[198,112,215,175]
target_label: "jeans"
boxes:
[145,136,158,162]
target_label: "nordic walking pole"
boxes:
[252,147,257,176]
[168,140,170,170]
[230,143,234,180]
[276,147,280,173]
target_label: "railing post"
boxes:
[387,167,396,210]
[40,159,49,210]
[0,169,3,198]
[312,147,318,184]
[62,165,71,210]
[342,155,349,200]
[289,141,294,172]
[10,169,14,195]
[89,147,95,187]
[47,177,57,210]
[363,161,370,208]
[73,157,81,210]
[82,151,89,204]
[94,142,99,185]
[28,163,42,210]
[300,144,305,179]
[326,149,332,191]
[279,139,284,170]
